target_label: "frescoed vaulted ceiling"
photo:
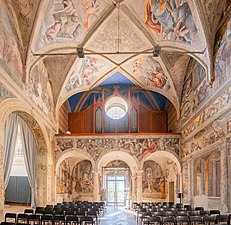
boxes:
[3,0,230,119]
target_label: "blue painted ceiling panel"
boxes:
[151,92,168,110]
[100,72,134,86]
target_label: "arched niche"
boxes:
[207,152,221,197]
[141,151,182,203]
[194,158,206,196]
[55,150,95,203]
[142,160,166,200]
[141,151,181,174]
[55,149,95,172]
[0,99,50,209]
[97,150,139,176]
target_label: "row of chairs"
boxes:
[34,202,105,216]
[3,201,105,225]
[2,214,96,225]
[133,203,230,225]
[138,209,222,217]
[141,215,231,225]
[133,202,205,212]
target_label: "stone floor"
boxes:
[100,206,136,225]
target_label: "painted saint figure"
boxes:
[45,0,82,41]
[144,0,198,44]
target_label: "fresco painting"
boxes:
[133,56,170,90]
[165,160,180,195]
[37,0,107,49]
[16,111,47,156]
[194,159,205,196]
[144,0,198,44]
[72,160,93,199]
[214,17,231,89]
[182,86,231,138]
[0,4,23,87]
[182,163,188,203]
[56,159,93,200]
[44,0,82,42]
[82,0,100,29]
[64,56,111,92]
[142,160,166,199]
[0,82,16,102]
[55,136,180,161]
[26,61,54,120]
[57,159,72,194]
[106,160,128,168]
[191,130,225,154]
[180,60,207,126]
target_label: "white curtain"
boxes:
[19,118,37,208]
[4,113,19,190]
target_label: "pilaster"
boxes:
[220,139,228,213]
[136,170,143,203]
[93,170,100,202]
[187,157,194,207]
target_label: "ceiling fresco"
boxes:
[132,56,170,90]
[143,0,198,44]
[35,0,112,50]
[61,55,115,97]
[2,0,229,119]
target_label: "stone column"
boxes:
[220,140,228,213]
[187,157,194,207]
[93,170,99,201]
[136,170,143,203]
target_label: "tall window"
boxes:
[11,125,27,176]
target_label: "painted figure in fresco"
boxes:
[215,30,231,87]
[0,5,23,79]
[143,161,165,195]
[144,0,197,44]
[73,160,93,195]
[66,56,99,91]
[45,0,82,41]
[133,56,168,89]
[146,70,167,88]
[82,0,100,29]
[57,159,72,194]
[145,167,154,193]
[144,0,162,34]
[140,139,157,160]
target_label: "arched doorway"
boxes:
[0,107,49,209]
[97,150,139,206]
[104,160,130,206]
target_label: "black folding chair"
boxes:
[5,213,17,223]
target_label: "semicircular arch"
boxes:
[96,150,140,176]
[141,150,181,173]
[55,149,95,173]
[0,98,50,152]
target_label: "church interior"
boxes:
[0,0,231,223]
